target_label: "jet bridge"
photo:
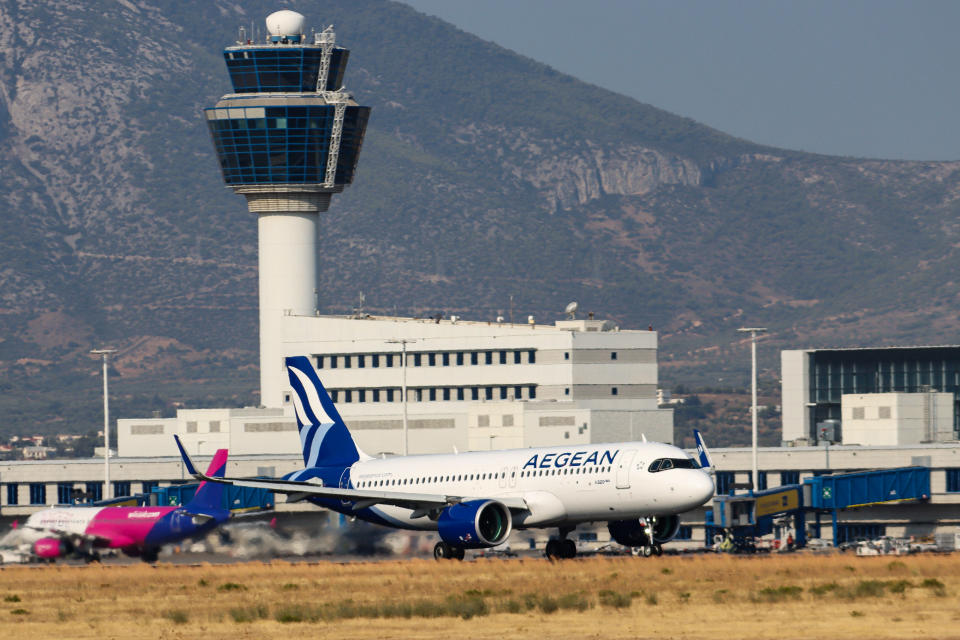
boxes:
[706,466,930,550]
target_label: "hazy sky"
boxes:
[399,0,960,161]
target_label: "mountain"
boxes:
[1,0,958,439]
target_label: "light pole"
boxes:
[737,328,766,492]
[91,348,117,500]
[386,338,416,455]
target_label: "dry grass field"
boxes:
[1,553,959,639]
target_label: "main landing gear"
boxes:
[433,541,465,561]
[545,526,577,560]
[634,542,663,558]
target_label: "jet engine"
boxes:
[33,538,68,559]
[608,515,682,547]
[437,499,512,549]
[650,515,681,543]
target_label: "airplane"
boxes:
[21,448,231,563]
[176,355,715,560]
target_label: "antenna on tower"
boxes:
[238,25,246,45]
[353,291,366,318]
[564,301,579,320]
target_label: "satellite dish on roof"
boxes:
[266,10,305,37]
[564,301,579,319]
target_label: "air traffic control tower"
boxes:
[204,10,370,404]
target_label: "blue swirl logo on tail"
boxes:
[286,356,362,468]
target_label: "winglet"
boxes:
[694,429,713,472]
[174,435,205,480]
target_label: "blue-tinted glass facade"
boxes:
[57,482,74,505]
[206,104,370,185]
[715,471,735,495]
[6,483,17,505]
[225,47,349,93]
[780,470,800,486]
[807,347,960,440]
[836,524,884,544]
[114,481,131,497]
[86,482,102,502]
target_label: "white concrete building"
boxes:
[841,392,954,446]
[117,314,674,458]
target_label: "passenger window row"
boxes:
[354,466,612,488]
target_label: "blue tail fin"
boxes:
[694,429,713,472]
[184,448,229,513]
[286,356,362,468]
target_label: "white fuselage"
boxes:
[347,440,713,530]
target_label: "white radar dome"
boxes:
[266,10,305,37]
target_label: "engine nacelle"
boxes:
[650,515,681,543]
[607,519,650,547]
[33,538,68,559]
[437,499,512,549]
[608,515,682,547]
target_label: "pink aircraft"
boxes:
[22,447,230,562]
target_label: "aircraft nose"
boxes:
[690,471,715,506]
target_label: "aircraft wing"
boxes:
[175,436,528,515]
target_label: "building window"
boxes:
[457,388,465,400]
[485,387,493,400]
[30,483,47,505]
[503,414,514,427]
[757,471,768,491]
[414,354,422,367]
[331,390,339,402]
[500,351,507,364]
[478,415,490,427]
[330,355,338,369]
[780,470,800,486]
[500,386,508,400]
[529,385,537,399]
[415,389,423,402]
[611,352,618,360]
[485,351,493,365]
[611,387,618,396]
[528,350,536,364]
[6,483,18,505]
[372,354,380,368]
[344,355,352,368]
[385,354,394,367]
[86,482,102,502]
[358,389,366,403]
[386,389,395,402]
[674,525,693,540]
[565,388,570,396]
[429,388,436,401]
[564,352,569,360]
[316,355,324,369]
[947,469,960,492]
[357,355,365,368]
[714,472,735,495]
[57,482,74,505]
[344,390,353,403]
[456,352,464,366]
[114,481,131,497]
[142,481,159,494]
[471,387,480,400]
[372,389,380,402]
[471,352,479,365]
[443,388,451,401]
[428,353,436,366]
[442,353,450,366]
[514,385,522,399]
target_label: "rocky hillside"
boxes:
[0,0,958,439]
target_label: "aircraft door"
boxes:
[616,450,637,489]
[509,466,517,488]
[499,467,508,489]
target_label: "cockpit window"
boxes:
[647,457,700,472]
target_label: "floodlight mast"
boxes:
[91,348,117,500]
[386,338,417,455]
[737,327,767,492]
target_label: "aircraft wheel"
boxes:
[434,541,452,560]
[652,543,663,557]
[454,546,465,561]
[141,548,159,563]
[641,545,653,558]
[562,539,577,559]
[545,539,561,560]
